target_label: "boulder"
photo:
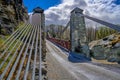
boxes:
[89,33,120,63]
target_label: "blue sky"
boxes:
[23,0,120,25]
[113,0,120,5]
[23,0,61,12]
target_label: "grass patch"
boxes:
[0,35,9,51]
[14,22,24,30]
[0,23,26,74]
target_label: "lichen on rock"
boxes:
[89,33,120,63]
[0,0,28,35]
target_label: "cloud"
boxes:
[45,0,120,26]
[84,0,120,24]
[28,12,33,15]
[45,0,87,25]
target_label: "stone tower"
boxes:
[70,7,90,57]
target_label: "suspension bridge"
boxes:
[0,7,120,80]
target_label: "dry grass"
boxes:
[92,58,117,64]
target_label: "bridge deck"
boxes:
[0,24,42,80]
[46,40,120,80]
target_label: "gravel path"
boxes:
[46,40,120,80]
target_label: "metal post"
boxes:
[39,8,45,80]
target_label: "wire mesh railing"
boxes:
[0,24,42,80]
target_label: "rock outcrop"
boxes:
[0,0,28,34]
[89,33,120,63]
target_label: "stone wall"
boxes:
[0,0,28,34]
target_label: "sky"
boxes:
[23,0,61,12]
[23,0,120,26]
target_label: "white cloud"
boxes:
[45,0,120,26]
[28,12,33,15]
[84,0,120,24]
[45,0,87,25]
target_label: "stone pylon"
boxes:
[70,7,90,57]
